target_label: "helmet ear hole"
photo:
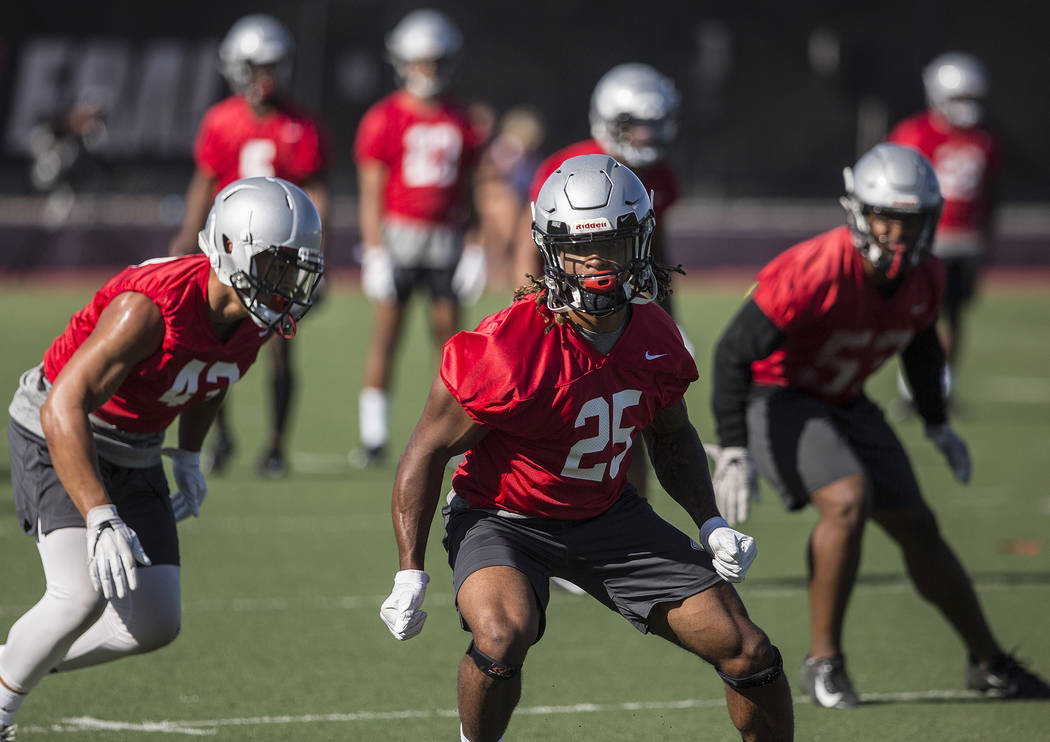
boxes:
[222,235,234,255]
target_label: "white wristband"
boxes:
[699,516,729,550]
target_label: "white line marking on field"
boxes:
[18,689,986,736]
[981,376,1050,404]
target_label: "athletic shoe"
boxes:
[348,445,385,470]
[966,653,1050,699]
[257,449,288,479]
[800,655,861,708]
[203,433,235,475]
[0,723,17,741]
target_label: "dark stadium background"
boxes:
[1,0,1047,271]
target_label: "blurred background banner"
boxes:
[1,0,1047,271]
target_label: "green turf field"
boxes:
[1,277,1048,740]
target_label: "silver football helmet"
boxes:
[532,154,656,316]
[385,9,462,99]
[923,52,988,129]
[199,177,324,337]
[841,143,942,280]
[219,14,295,102]
[590,63,679,168]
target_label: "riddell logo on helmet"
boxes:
[570,218,612,234]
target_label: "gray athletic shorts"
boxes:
[441,486,723,641]
[746,386,923,512]
[384,217,463,303]
[7,419,180,565]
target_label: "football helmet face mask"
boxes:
[590,63,679,168]
[840,143,942,281]
[219,14,295,105]
[923,52,988,129]
[198,177,324,337]
[532,154,656,316]
[385,9,462,99]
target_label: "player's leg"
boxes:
[259,334,294,477]
[746,389,868,707]
[203,398,235,474]
[354,299,406,467]
[649,586,793,741]
[457,566,540,742]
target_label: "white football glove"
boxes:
[708,445,760,526]
[380,569,429,640]
[85,504,152,600]
[452,244,488,306]
[361,245,396,303]
[163,448,207,520]
[925,423,971,484]
[699,516,757,583]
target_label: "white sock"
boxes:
[896,368,913,402]
[359,387,389,449]
[460,723,503,742]
[0,680,26,726]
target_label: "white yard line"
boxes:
[21,689,984,736]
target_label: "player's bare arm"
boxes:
[176,388,229,453]
[356,158,388,247]
[643,400,721,529]
[391,373,486,570]
[40,291,165,517]
[169,168,218,256]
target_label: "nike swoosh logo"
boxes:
[645,352,667,360]
[813,678,844,708]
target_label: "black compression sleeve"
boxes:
[711,298,785,447]
[901,324,947,426]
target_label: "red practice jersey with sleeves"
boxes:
[528,139,679,220]
[194,96,328,192]
[441,297,697,519]
[750,226,944,406]
[887,111,1000,234]
[43,255,269,433]
[354,91,481,225]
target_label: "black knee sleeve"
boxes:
[717,645,783,690]
[467,640,522,680]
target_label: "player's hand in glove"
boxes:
[360,245,396,303]
[700,516,757,583]
[163,448,207,520]
[86,504,152,600]
[708,445,760,526]
[380,569,429,640]
[925,423,971,483]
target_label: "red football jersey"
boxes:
[354,91,480,225]
[750,226,944,405]
[194,96,328,193]
[441,298,697,519]
[43,255,269,433]
[887,111,1000,234]
[528,139,679,219]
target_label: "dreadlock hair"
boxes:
[512,262,685,331]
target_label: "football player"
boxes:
[379,155,795,742]
[169,13,330,478]
[351,8,482,468]
[512,63,683,504]
[709,143,1049,708]
[888,51,1001,406]
[1,178,324,738]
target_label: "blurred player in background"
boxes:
[888,51,1000,409]
[709,143,1049,708]
[169,14,330,478]
[515,63,683,504]
[352,8,482,468]
[380,155,794,742]
[1,178,324,739]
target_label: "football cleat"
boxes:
[965,653,1050,699]
[0,723,17,742]
[801,655,861,709]
[257,449,288,479]
[348,445,386,470]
